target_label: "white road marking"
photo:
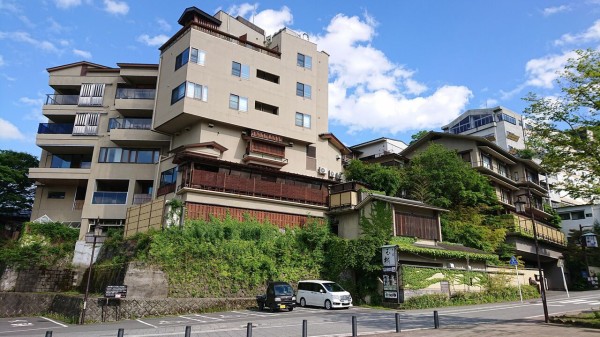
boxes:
[135,318,157,328]
[232,310,276,317]
[180,316,210,323]
[10,323,33,327]
[40,316,68,328]
[190,314,223,321]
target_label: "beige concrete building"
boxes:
[28,7,350,265]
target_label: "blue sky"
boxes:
[1,0,598,157]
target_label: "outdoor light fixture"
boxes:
[515,191,549,323]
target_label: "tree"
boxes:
[402,144,498,209]
[409,130,430,144]
[524,49,600,201]
[0,150,39,214]
[344,159,403,196]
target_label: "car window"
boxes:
[298,282,308,291]
[323,282,345,292]
[274,284,293,296]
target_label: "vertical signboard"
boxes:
[381,245,400,303]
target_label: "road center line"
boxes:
[136,319,157,328]
[39,316,68,328]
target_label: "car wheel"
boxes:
[324,300,332,310]
[300,298,306,307]
[288,307,294,311]
[258,303,264,311]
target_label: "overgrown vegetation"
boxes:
[401,285,539,309]
[0,222,78,269]
[550,310,600,329]
[392,237,499,264]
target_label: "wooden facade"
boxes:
[395,212,440,241]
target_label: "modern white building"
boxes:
[557,204,600,237]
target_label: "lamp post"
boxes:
[579,224,598,288]
[80,225,106,324]
[515,190,549,323]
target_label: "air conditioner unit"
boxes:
[266,35,273,44]
[328,170,335,178]
[317,167,327,174]
[335,173,344,181]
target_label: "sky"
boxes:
[1,0,599,157]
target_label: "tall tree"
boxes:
[524,49,600,201]
[409,130,430,144]
[0,150,39,214]
[344,159,403,196]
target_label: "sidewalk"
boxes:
[371,322,598,336]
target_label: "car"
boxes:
[256,281,296,312]
[296,280,352,309]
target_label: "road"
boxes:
[1,290,599,336]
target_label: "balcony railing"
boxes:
[182,169,327,206]
[45,94,79,105]
[132,193,152,205]
[511,214,566,246]
[190,23,281,59]
[108,118,152,130]
[38,123,74,134]
[472,161,515,180]
[92,192,127,205]
[116,88,156,100]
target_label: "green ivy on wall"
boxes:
[401,265,487,290]
[390,236,499,263]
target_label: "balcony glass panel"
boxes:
[92,191,127,204]
[45,94,79,105]
[116,88,156,99]
[38,123,74,134]
[50,154,92,169]
[108,118,152,130]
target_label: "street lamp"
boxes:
[579,224,598,288]
[81,224,106,324]
[515,190,549,323]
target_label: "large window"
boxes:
[171,81,208,104]
[296,82,311,98]
[176,47,206,70]
[98,148,160,164]
[256,69,279,83]
[229,94,248,111]
[498,113,517,125]
[175,48,189,70]
[481,153,492,169]
[190,48,205,65]
[171,82,186,104]
[78,83,105,106]
[50,154,92,169]
[73,112,99,135]
[232,61,250,79]
[295,112,311,128]
[255,101,278,115]
[297,53,312,69]
[160,167,178,187]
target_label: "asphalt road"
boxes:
[2,290,600,337]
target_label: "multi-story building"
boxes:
[349,137,408,167]
[28,6,350,264]
[401,132,567,289]
[557,204,600,236]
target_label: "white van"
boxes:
[296,280,352,309]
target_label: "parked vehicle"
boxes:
[256,281,296,311]
[296,280,352,309]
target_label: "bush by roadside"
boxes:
[550,310,600,329]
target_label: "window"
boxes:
[159,167,177,187]
[229,94,248,111]
[98,148,160,164]
[295,112,311,128]
[497,162,508,177]
[255,101,278,115]
[232,62,250,79]
[186,82,208,101]
[498,113,517,125]
[190,48,205,65]
[473,114,493,128]
[571,211,585,220]
[558,213,571,220]
[296,82,311,98]
[297,53,312,69]
[50,154,92,169]
[175,48,189,70]
[48,191,66,199]
[78,83,105,106]
[171,82,186,104]
[256,69,279,83]
[73,113,99,135]
[460,152,471,164]
[481,153,492,169]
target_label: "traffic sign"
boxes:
[509,256,518,266]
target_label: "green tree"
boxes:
[524,49,600,201]
[344,159,403,196]
[402,144,498,208]
[0,150,39,214]
[409,130,430,144]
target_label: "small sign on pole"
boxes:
[381,245,400,303]
[509,256,523,303]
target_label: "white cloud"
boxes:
[312,13,472,134]
[524,50,578,88]
[54,0,81,9]
[47,18,66,34]
[555,19,600,45]
[0,0,20,14]
[18,15,35,28]
[542,5,570,16]
[228,3,258,18]
[73,48,92,59]
[137,34,169,47]
[0,118,25,140]
[252,6,293,37]
[19,96,46,122]
[0,31,59,53]
[157,18,171,32]
[1,73,16,81]
[0,55,4,67]
[103,0,129,15]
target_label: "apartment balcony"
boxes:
[115,88,155,114]
[507,214,566,246]
[182,169,327,206]
[515,176,548,193]
[38,123,74,134]
[36,123,98,152]
[92,191,128,205]
[242,152,288,169]
[108,118,169,146]
[472,161,519,190]
[29,167,91,184]
[46,94,79,105]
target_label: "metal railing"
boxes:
[115,88,156,100]
[38,123,74,134]
[472,161,515,180]
[45,94,79,105]
[132,194,152,205]
[191,24,281,59]
[108,118,152,130]
[92,192,127,205]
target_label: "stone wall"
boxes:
[14,268,75,292]
[0,292,255,323]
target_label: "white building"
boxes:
[557,204,600,237]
